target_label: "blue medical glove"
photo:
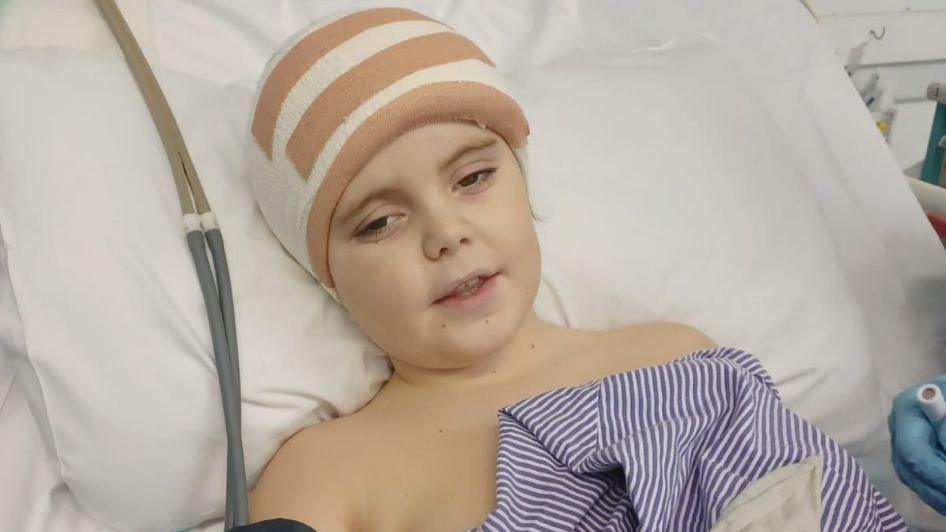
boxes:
[889,374,946,515]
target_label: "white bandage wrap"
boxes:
[183,213,202,233]
[199,211,219,231]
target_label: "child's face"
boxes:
[327,120,541,370]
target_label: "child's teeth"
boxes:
[454,277,483,296]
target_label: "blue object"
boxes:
[920,83,946,185]
[889,374,946,515]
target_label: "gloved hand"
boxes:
[889,374,946,515]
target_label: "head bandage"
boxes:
[245,7,531,304]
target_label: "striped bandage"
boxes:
[245,7,531,304]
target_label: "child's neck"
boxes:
[383,313,568,397]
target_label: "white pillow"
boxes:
[0,0,156,59]
[0,39,894,531]
[520,40,888,454]
[147,0,604,89]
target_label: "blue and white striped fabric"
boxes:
[473,347,907,531]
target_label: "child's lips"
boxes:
[434,272,499,311]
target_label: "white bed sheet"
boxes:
[1,0,946,530]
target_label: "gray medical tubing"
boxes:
[206,227,247,525]
[206,229,242,413]
[187,231,249,528]
[91,0,250,527]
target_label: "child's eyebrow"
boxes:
[335,184,401,228]
[437,136,497,173]
[335,136,498,228]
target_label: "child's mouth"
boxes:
[434,273,499,311]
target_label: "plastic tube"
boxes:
[917,383,946,429]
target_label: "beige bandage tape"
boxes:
[245,7,531,304]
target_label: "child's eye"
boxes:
[456,169,495,190]
[356,214,398,239]
[355,170,496,241]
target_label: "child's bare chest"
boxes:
[351,326,706,531]
[359,417,500,532]
[358,335,661,531]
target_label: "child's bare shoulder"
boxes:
[627,321,717,353]
[591,321,717,372]
[248,415,367,531]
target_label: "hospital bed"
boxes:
[2,0,946,530]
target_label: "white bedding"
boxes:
[2,0,945,530]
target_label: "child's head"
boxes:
[247,7,541,367]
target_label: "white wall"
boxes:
[810,0,946,170]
